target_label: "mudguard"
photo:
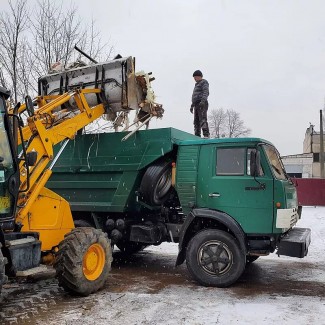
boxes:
[175,208,247,266]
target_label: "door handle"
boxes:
[209,193,220,197]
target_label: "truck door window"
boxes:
[216,148,245,175]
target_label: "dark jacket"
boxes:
[192,79,209,106]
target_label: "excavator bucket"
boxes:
[38,56,163,124]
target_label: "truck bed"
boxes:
[47,128,197,212]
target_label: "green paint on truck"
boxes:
[48,127,311,287]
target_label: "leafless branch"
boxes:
[0,0,29,102]
[1,0,114,102]
[208,108,251,138]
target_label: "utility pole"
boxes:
[320,109,324,178]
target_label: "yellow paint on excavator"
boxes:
[20,187,74,251]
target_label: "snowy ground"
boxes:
[1,206,324,324]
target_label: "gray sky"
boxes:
[7,0,325,155]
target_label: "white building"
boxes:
[282,125,324,178]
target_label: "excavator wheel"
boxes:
[54,227,113,296]
[0,244,8,294]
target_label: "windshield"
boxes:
[0,99,15,217]
[262,144,287,180]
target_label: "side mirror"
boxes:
[250,150,260,177]
[25,95,35,117]
[26,151,38,167]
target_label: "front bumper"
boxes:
[276,227,311,258]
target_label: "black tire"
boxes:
[140,160,172,205]
[186,229,245,287]
[116,240,148,256]
[54,227,113,296]
[0,245,7,293]
[246,256,259,264]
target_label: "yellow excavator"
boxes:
[0,55,162,296]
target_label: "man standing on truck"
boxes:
[190,70,210,138]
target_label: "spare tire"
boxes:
[140,160,172,205]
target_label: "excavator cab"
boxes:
[0,87,19,230]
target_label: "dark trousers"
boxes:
[194,102,209,137]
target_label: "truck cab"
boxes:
[175,137,310,286]
[177,138,300,236]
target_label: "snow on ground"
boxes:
[44,206,325,325]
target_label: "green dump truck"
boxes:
[48,127,311,287]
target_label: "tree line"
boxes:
[0,0,113,103]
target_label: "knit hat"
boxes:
[193,70,203,77]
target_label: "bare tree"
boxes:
[225,109,251,138]
[208,107,226,138]
[30,0,82,76]
[1,0,114,102]
[31,0,114,77]
[79,18,114,62]
[0,0,28,102]
[208,108,251,138]
[0,67,8,89]
[17,39,38,98]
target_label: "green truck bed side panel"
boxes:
[175,145,200,215]
[48,128,197,212]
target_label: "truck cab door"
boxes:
[197,145,274,234]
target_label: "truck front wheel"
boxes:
[186,229,245,287]
[54,227,113,296]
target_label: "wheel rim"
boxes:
[83,243,105,281]
[197,240,233,276]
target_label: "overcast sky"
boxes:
[6,0,325,155]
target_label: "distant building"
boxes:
[282,125,324,178]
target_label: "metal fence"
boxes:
[292,178,325,206]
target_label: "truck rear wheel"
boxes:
[140,160,172,205]
[54,227,113,296]
[186,229,245,287]
[0,245,7,293]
